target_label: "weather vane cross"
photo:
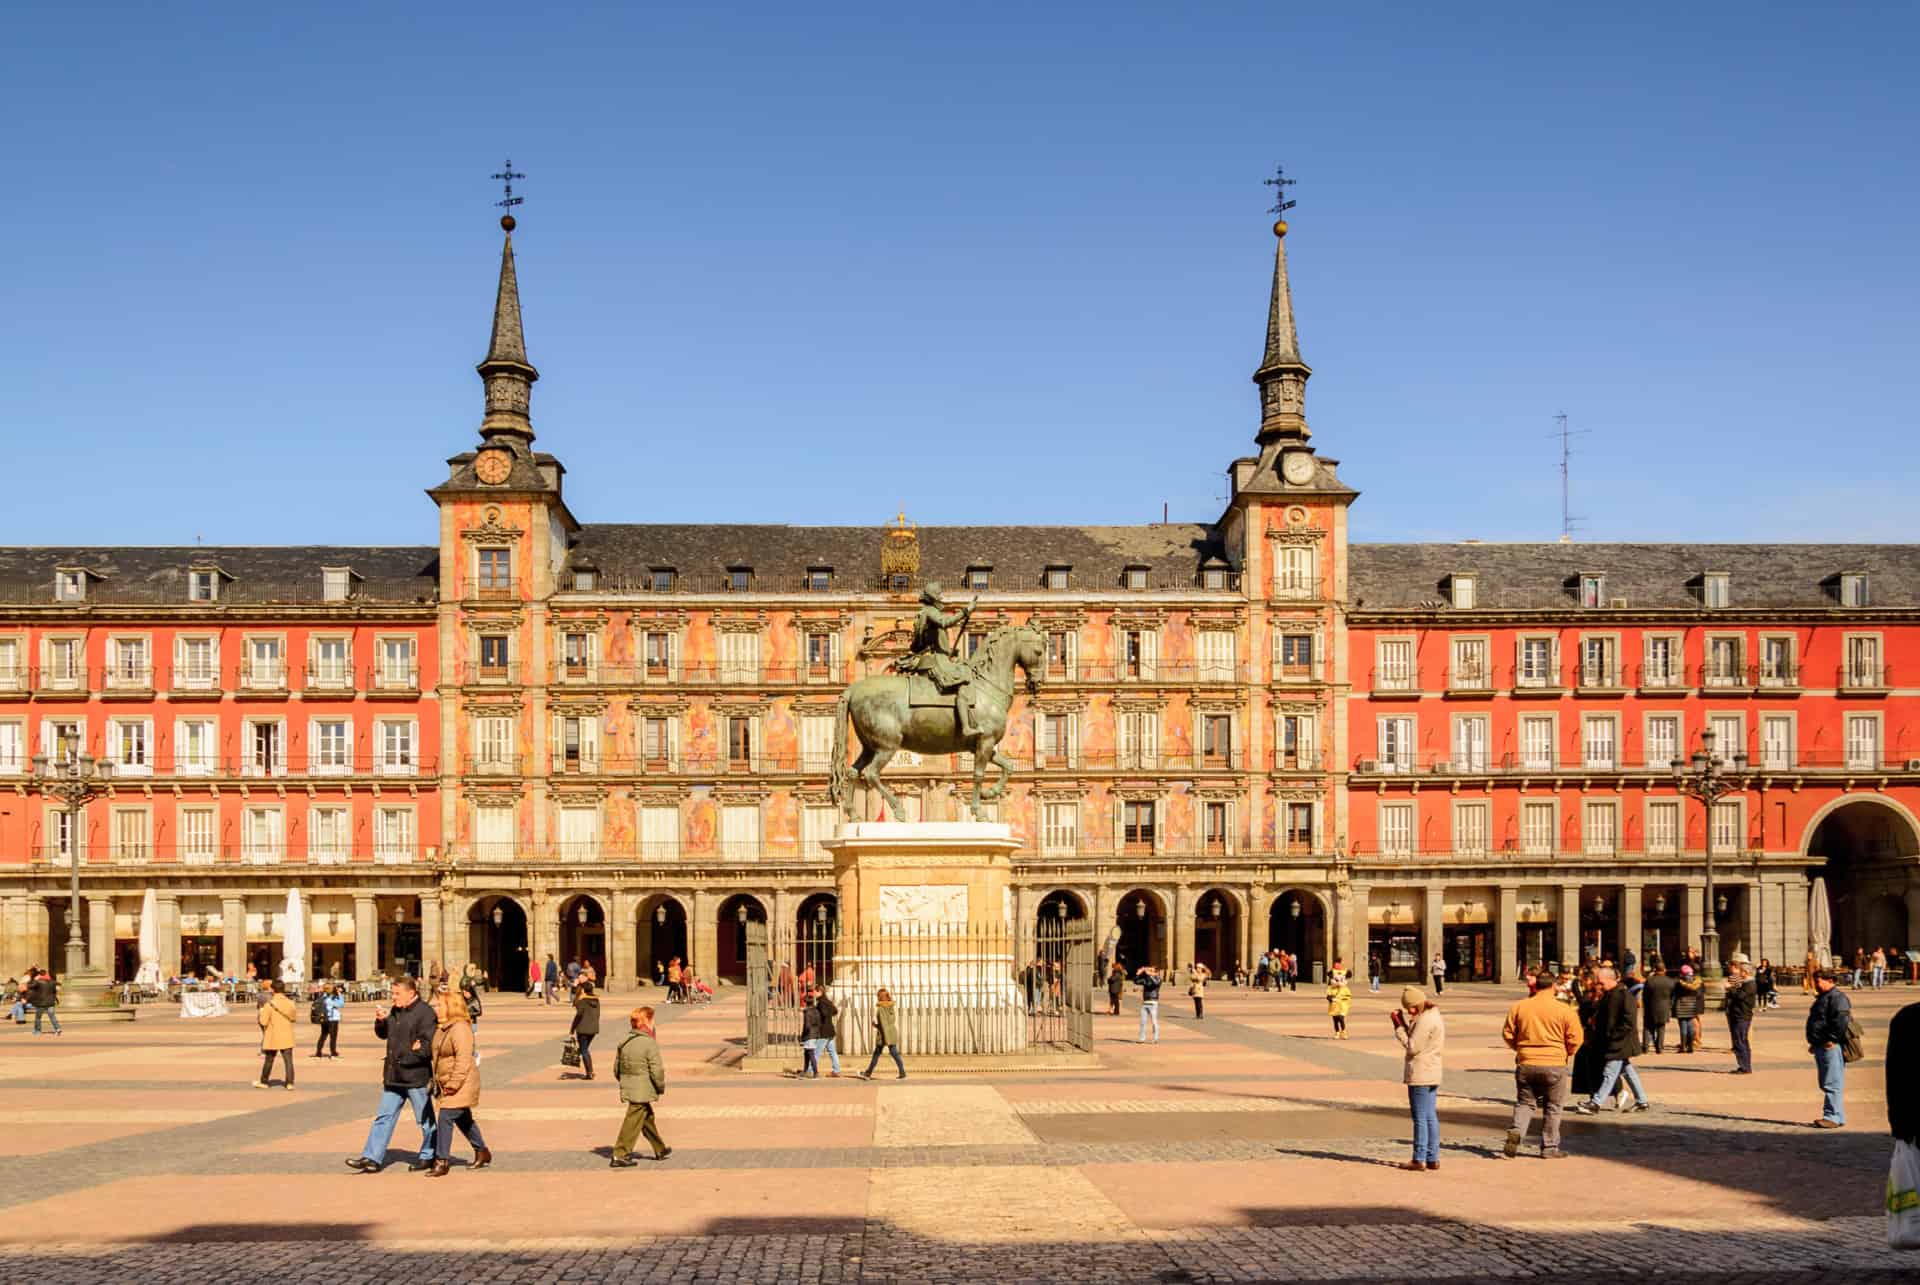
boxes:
[1264,163,1297,217]
[492,159,525,212]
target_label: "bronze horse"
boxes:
[829,625,1045,821]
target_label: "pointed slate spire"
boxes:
[477,214,539,445]
[1252,216,1311,445]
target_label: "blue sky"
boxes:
[6,2,1915,546]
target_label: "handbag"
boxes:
[1890,1139,1920,1249]
[561,1033,582,1068]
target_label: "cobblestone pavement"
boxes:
[2,981,1917,1282]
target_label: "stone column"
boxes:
[221,895,246,975]
[691,889,719,982]
[157,895,181,976]
[610,890,638,991]
[1684,883,1706,960]
[88,896,112,974]
[442,892,471,978]
[1621,884,1644,967]
[528,889,553,968]
[1245,883,1263,967]
[1496,885,1519,984]
[1735,881,1760,960]
[1558,886,1581,965]
[353,894,377,980]
[420,891,445,974]
[1422,885,1444,969]
[1168,884,1188,973]
[0,897,29,977]
[1348,882,1371,976]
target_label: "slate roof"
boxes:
[0,547,439,606]
[569,523,1225,592]
[1349,543,1920,611]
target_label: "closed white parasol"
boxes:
[281,888,306,984]
[135,887,162,986]
[1809,877,1833,969]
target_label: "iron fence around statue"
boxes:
[745,916,1093,1058]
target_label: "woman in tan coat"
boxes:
[429,988,491,1176]
[255,978,297,1090]
[1394,986,1445,1171]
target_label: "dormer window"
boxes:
[54,570,87,603]
[1450,574,1477,610]
[727,566,752,592]
[1201,567,1228,590]
[1702,572,1730,609]
[188,570,220,603]
[1044,566,1070,591]
[1841,572,1870,607]
[1579,574,1605,609]
[963,567,991,591]
[322,567,353,602]
[805,567,832,592]
[650,568,675,593]
[1123,566,1149,591]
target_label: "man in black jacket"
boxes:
[1806,969,1851,1128]
[1724,954,1758,1074]
[1640,963,1676,1054]
[345,976,438,1172]
[28,968,61,1036]
[1574,966,1650,1114]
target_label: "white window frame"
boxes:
[1516,634,1558,689]
[374,806,415,864]
[1450,636,1490,690]
[474,714,516,775]
[1703,633,1745,689]
[1582,799,1619,855]
[474,803,516,862]
[1117,710,1159,770]
[1759,713,1795,770]
[557,804,601,862]
[1379,801,1415,856]
[1452,800,1489,856]
[173,635,219,692]
[1274,546,1315,600]
[1450,574,1476,610]
[1642,633,1682,689]
[1375,637,1415,692]
[112,806,151,862]
[108,717,153,777]
[55,570,86,602]
[1519,715,1556,772]
[242,717,287,778]
[559,628,599,683]
[1702,572,1730,609]
[41,635,85,691]
[801,714,836,773]
[309,634,353,690]
[375,719,417,777]
[1846,713,1882,770]
[1377,716,1416,773]
[188,569,220,603]
[1197,629,1236,683]
[1581,714,1619,770]
[1841,573,1870,608]
[1041,801,1079,855]
[376,635,418,690]
[106,635,151,690]
[308,805,350,865]
[0,718,23,775]
[309,718,353,776]
[1644,713,1682,771]
[1707,713,1744,766]
[1451,714,1489,772]
[1645,799,1681,855]
[1521,799,1557,856]
[1844,633,1885,689]
[719,632,761,684]
[173,717,218,776]
[322,566,352,602]
[0,636,22,692]
[179,805,216,865]
[1277,711,1316,771]
[1758,634,1797,688]
[242,806,284,864]
[720,802,761,861]
[800,804,838,861]
[639,804,679,861]
[1579,634,1620,689]
[243,634,287,690]
[1710,798,1746,854]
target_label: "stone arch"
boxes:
[636,892,692,986]
[1191,886,1245,977]
[716,893,769,983]
[1266,886,1333,982]
[557,893,609,984]
[465,893,531,991]
[1803,794,1920,963]
[1113,887,1169,972]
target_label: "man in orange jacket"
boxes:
[1501,976,1583,1158]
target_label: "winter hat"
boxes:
[1679,964,1694,977]
[1400,985,1428,1010]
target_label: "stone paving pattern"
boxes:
[1,982,1916,1282]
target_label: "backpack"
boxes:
[1843,1013,1867,1064]
[309,995,327,1025]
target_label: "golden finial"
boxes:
[1264,163,1296,238]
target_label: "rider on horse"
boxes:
[896,581,979,738]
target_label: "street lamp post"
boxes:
[1671,727,1751,996]
[30,752,114,989]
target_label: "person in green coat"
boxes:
[859,987,907,1080]
[609,1005,671,1167]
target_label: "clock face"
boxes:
[1281,451,1316,485]
[474,450,512,485]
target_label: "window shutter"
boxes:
[1224,801,1236,856]
[1065,631,1078,680]
[582,717,600,772]
[1032,711,1046,768]
[1143,713,1158,768]
[1140,631,1158,681]
[1151,799,1162,853]
[667,716,680,771]
[550,713,563,770]
[750,715,762,772]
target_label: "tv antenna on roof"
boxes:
[1553,413,1589,543]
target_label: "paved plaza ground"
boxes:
[2,979,1916,1283]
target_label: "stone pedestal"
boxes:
[822,821,1029,1059]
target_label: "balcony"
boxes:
[0,664,27,699]
[1272,660,1322,685]
[468,753,525,778]
[1756,663,1801,692]
[1372,667,1419,698]
[1698,662,1749,692]
[461,663,524,688]
[370,664,421,697]
[1446,665,1494,695]
[1840,663,1891,693]
[170,666,222,698]
[1635,664,1686,693]
[101,664,155,697]
[238,662,289,695]
[1576,663,1626,693]
[304,663,358,695]
[470,578,516,601]
[1512,666,1565,696]
[33,665,89,698]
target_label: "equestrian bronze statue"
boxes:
[830,583,1044,821]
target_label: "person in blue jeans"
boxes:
[1574,966,1650,1115]
[345,976,438,1172]
[1806,969,1852,1127]
[1135,966,1163,1043]
[1395,986,1445,1170]
[28,968,61,1035]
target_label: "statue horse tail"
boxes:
[828,684,853,813]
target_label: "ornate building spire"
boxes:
[1252,167,1310,445]
[477,212,539,446]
